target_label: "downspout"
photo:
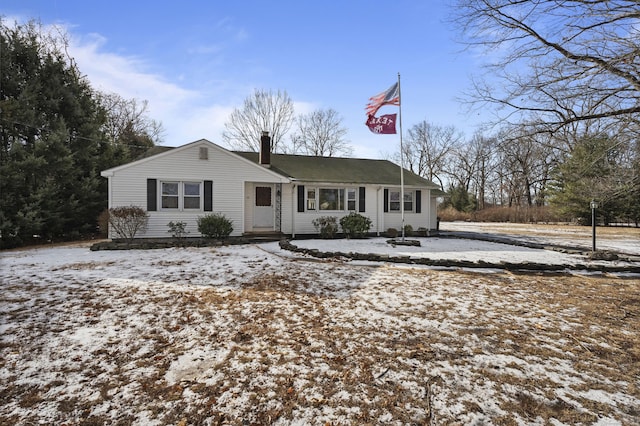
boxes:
[377,186,383,236]
[108,177,113,239]
[291,184,296,238]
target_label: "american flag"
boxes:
[365,82,400,116]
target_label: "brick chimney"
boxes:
[259,131,271,167]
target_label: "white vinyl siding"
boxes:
[287,184,375,235]
[103,139,440,238]
[382,188,432,233]
[281,184,439,235]
[104,140,287,238]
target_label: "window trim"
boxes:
[306,188,316,210]
[318,187,345,211]
[182,181,202,210]
[160,180,203,211]
[303,186,361,212]
[347,188,357,211]
[387,189,414,213]
[161,181,180,210]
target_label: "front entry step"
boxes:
[242,231,284,242]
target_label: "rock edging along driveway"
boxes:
[278,239,640,274]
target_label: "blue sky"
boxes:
[4,0,485,159]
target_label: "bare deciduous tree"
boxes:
[453,0,640,134]
[466,133,498,209]
[403,121,463,190]
[494,128,556,207]
[289,108,352,157]
[222,89,294,152]
[97,92,164,145]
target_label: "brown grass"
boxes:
[443,220,640,241]
[1,248,639,424]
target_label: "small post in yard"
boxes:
[590,200,598,252]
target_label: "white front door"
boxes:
[253,185,274,228]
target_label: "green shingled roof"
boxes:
[234,152,440,188]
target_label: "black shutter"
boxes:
[204,180,213,211]
[383,188,389,213]
[415,190,421,213]
[359,187,366,212]
[297,185,305,212]
[147,179,157,211]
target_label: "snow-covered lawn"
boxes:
[1,229,639,425]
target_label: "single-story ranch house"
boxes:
[100,134,444,239]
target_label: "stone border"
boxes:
[89,233,640,274]
[90,238,253,251]
[278,239,640,274]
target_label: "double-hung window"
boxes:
[404,191,413,212]
[183,182,201,209]
[306,189,316,210]
[161,181,201,210]
[389,190,413,212]
[162,182,180,209]
[347,188,357,211]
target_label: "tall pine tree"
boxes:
[0,20,156,247]
[548,135,637,225]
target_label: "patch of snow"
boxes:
[1,227,639,424]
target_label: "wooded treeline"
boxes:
[0,20,160,248]
[433,0,640,225]
[401,121,640,225]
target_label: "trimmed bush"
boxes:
[312,216,339,239]
[197,213,233,239]
[108,206,149,242]
[339,212,372,238]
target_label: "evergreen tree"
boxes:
[441,184,477,213]
[548,135,632,224]
[0,19,158,247]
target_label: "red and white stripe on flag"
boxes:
[365,83,400,116]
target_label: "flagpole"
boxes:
[397,72,405,241]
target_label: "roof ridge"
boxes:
[231,150,382,162]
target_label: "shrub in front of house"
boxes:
[312,216,339,239]
[339,212,372,238]
[167,221,189,239]
[108,206,149,242]
[197,213,233,239]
